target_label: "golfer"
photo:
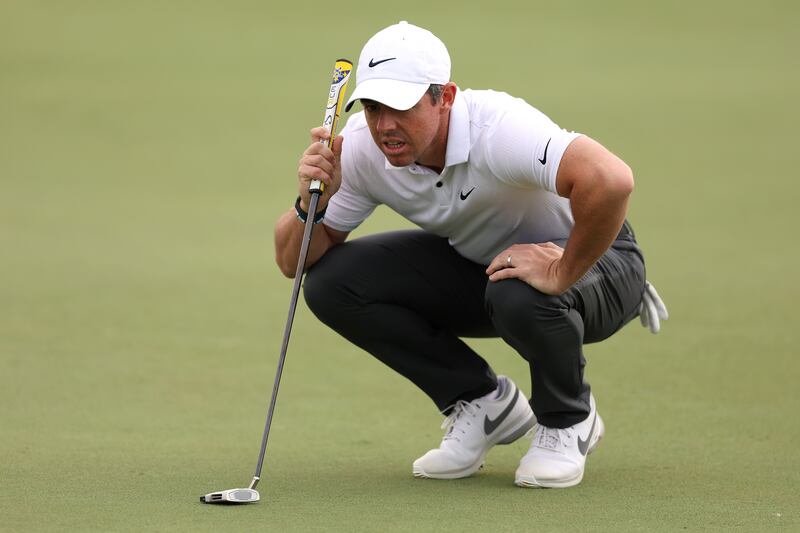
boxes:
[274,21,666,488]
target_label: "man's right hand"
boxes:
[297,127,343,212]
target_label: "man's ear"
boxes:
[440,82,457,112]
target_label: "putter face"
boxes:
[200,488,260,504]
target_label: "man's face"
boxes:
[360,91,448,169]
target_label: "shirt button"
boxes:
[436,181,443,188]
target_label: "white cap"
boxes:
[345,21,450,112]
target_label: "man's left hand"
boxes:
[486,243,568,295]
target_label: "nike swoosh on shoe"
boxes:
[483,388,520,435]
[577,412,597,456]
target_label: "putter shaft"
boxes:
[250,190,322,489]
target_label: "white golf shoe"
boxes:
[515,394,604,488]
[413,376,535,479]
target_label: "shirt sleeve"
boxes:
[322,127,378,232]
[484,98,581,194]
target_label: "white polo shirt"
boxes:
[324,88,582,265]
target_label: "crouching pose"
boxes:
[274,21,667,488]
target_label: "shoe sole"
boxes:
[413,461,485,479]
[515,415,605,489]
[413,412,536,480]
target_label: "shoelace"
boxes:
[441,400,480,443]
[532,425,573,451]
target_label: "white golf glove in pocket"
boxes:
[639,281,668,334]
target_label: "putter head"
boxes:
[199,488,260,504]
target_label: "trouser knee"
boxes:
[485,279,568,340]
[303,259,351,326]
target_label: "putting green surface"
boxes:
[2,1,798,531]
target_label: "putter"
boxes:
[200,59,352,504]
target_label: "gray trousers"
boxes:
[303,223,645,428]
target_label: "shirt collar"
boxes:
[384,88,470,172]
[444,89,470,168]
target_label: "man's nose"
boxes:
[376,110,397,133]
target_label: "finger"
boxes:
[302,153,335,175]
[486,251,512,275]
[303,142,336,162]
[298,165,332,186]
[540,242,563,250]
[332,135,344,159]
[309,126,331,143]
[485,260,501,275]
[645,282,669,320]
[299,158,332,178]
[488,267,519,282]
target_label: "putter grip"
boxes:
[312,58,353,195]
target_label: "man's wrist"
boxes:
[553,255,590,293]
[294,196,327,224]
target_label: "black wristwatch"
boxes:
[294,196,326,224]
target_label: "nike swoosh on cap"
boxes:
[577,412,597,456]
[484,388,520,435]
[368,57,396,67]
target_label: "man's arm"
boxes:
[486,135,634,294]
[274,213,348,277]
[552,135,634,288]
[274,127,350,278]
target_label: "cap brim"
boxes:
[344,78,430,112]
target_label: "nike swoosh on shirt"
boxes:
[484,388,520,435]
[538,138,552,165]
[577,412,597,456]
[368,57,396,67]
[460,187,476,200]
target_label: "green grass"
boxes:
[1,1,798,531]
